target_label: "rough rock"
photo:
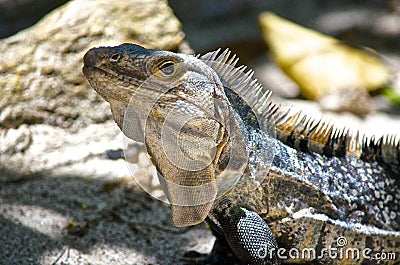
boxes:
[0,0,185,129]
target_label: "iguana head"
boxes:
[83,43,250,226]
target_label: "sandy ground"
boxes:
[1,121,215,265]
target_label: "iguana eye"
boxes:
[158,60,176,76]
[110,53,121,62]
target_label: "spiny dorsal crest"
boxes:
[197,48,400,169]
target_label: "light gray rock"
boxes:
[0,0,185,129]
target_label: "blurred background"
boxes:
[2,0,400,53]
[171,0,400,57]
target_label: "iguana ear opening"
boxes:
[171,203,214,227]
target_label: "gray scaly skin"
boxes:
[83,43,400,264]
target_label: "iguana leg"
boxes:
[208,198,280,265]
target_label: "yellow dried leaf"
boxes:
[259,12,389,99]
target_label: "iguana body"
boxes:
[83,43,400,264]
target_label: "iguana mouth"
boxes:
[83,47,116,78]
[83,48,143,104]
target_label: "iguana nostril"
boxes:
[83,46,116,68]
[83,48,102,67]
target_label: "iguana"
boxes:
[82,43,400,265]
